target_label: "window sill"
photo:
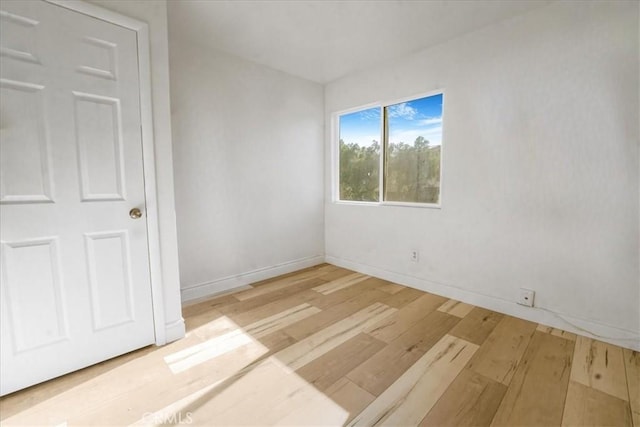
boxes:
[332,200,441,209]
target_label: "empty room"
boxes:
[0,0,638,425]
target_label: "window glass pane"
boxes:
[384,93,443,204]
[338,107,380,202]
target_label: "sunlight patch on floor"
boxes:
[243,303,321,338]
[134,357,350,426]
[164,316,269,374]
[184,313,238,340]
[1,308,355,426]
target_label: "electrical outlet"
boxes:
[410,250,419,262]
[517,288,535,307]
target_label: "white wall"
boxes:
[169,40,325,301]
[89,0,184,342]
[325,1,640,349]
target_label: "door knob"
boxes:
[129,208,142,219]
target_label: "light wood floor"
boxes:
[1,264,638,426]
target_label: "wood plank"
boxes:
[282,287,389,341]
[165,331,259,374]
[490,331,573,426]
[570,335,628,401]
[310,277,387,310]
[274,302,396,370]
[188,311,243,342]
[536,323,577,341]
[356,276,391,287]
[230,289,319,327]
[242,303,321,338]
[184,306,226,332]
[419,368,507,427]
[449,307,504,345]
[561,381,632,426]
[296,333,386,391]
[313,263,340,273]
[216,277,327,317]
[623,348,640,427]
[233,268,332,301]
[466,315,537,385]
[243,268,312,289]
[382,287,425,309]
[272,380,355,426]
[247,263,335,288]
[254,329,297,355]
[182,285,253,315]
[313,267,356,282]
[182,294,239,319]
[376,281,406,294]
[348,335,479,426]
[312,272,369,295]
[437,299,475,318]
[348,310,460,396]
[325,378,376,424]
[272,358,369,426]
[364,292,447,343]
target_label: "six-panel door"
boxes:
[0,0,156,395]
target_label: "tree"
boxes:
[339,139,379,201]
[339,136,440,203]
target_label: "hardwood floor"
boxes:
[0,264,636,426]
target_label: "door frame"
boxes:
[45,0,167,345]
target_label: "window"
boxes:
[338,107,380,202]
[336,92,443,206]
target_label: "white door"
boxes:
[0,0,155,395]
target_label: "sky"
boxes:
[339,93,443,148]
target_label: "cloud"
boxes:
[388,103,418,120]
[388,126,443,146]
[358,108,381,121]
[340,133,380,148]
[419,117,442,126]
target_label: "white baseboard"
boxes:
[326,255,640,351]
[180,255,326,303]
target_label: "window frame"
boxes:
[332,89,445,209]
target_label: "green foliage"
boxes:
[339,136,440,204]
[386,136,440,203]
[339,139,380,202]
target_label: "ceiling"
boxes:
[167,0,552,84]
